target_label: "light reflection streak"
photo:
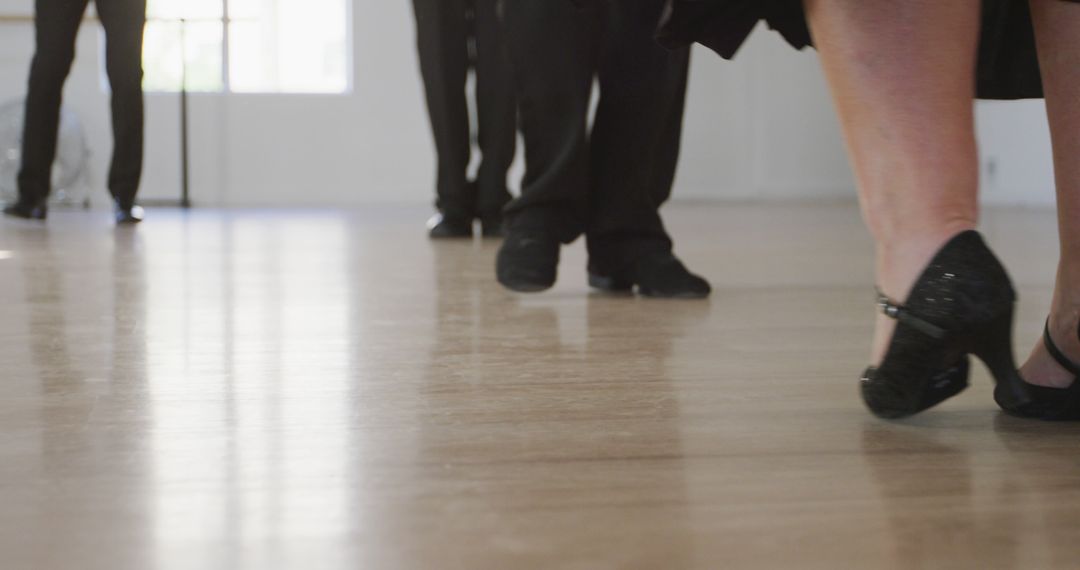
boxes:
[142,212,352,565]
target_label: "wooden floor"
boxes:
[2,202,1080,569]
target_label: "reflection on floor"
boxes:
[1,203,1079,569]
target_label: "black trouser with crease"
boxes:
[412,0,517,222]
[501,0,689,274]
[19,0,146,210]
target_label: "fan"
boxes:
[0,98,91,208]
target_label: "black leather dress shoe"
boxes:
[3,200,48,221]
[589,252,711,299]
[496,230,560,292]
[115,204,144,225]
[428,213,473,239]
[480,215,504,238]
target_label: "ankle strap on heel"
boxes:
[876,289,947,340]
[1043,319,1080,376]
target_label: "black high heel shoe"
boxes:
[860,230,1030,419]
[996,319,1080,421]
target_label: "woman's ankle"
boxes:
[1047,302,1080,356]
[1020,287,1080,389]
[874,225,975,299]
[1049,265,1080,341]
[868,225,978,365]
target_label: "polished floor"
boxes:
[2,202,1080,569]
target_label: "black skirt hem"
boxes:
[657,0,1076,100]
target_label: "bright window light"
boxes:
[228,0,349,93]
[139,0,349,94]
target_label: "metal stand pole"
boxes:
[179,18,191,208]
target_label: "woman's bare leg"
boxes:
[803,0,982,363]
[1020,0,1080,388]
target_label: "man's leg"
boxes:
[412,0,474,236]
[585,0,710,298]
[499,0,599,241]
[9,0,90,219]
[472,0,517,236]
[495,0,601,291]
[96,0,146,222]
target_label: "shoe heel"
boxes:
[969,304,1031,407]
[588,272,633,293]
[969,306,1016,380]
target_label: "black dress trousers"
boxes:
[501,0,690,271]
[412,0,517,222]
[19,0,146,209]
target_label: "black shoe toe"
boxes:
[480,216,504,238]
[3,200,47,221]
[428,214,473,239]
[115,204,144,225]
[590,252,711,299]
[496,232,559,292]
[586,271,634,294]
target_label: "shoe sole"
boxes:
[429,232,473,239]
[588,273,633,293]
[863,361,971,420]
[588,273,711,299]
[639,288,711,300]
[3,211,47,221]
[499,280,553,293]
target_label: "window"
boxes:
[141,0,350,94]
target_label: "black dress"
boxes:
[657,0,1079,100]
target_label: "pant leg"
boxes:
[95,0,146,209]
[471,0,516,220]
[412,0,474,221]
[17,0,91,204]
[586,0,690,271]
[500,0,602,242]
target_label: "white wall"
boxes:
[680,29,1057,207]
[0,1,1059,208]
